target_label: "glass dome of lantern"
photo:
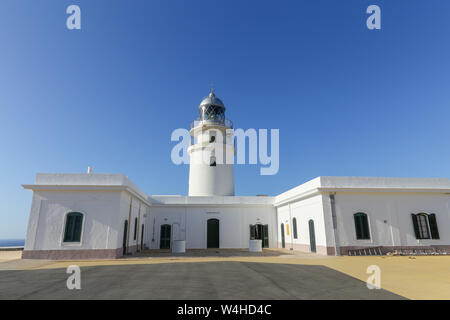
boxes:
[190,90,233,130]
[198,91,231,125]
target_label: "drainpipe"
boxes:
[184,207,187,243]
[275,206,279,248]
[329,193,340,256]
[288,203,293,250]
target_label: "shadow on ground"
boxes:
[0,261,405,300]
[130,248,297,258]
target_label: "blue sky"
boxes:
[1,0,449,239]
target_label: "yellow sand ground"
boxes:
[1,250,449,299]
[0,250,22,262]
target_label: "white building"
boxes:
[22,92,450,259]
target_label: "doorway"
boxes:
[309,219,316,253]
[207,219,220,248]
[250,224,269,248]
[122,220,128,255]
[281,223,285,248]
[160,224,171,249]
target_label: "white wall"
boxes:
[117,192,150,250]
[147,204,277,249]
[25,190,122,251]
[333,192,450,248]
[276,194,329,253]
[188,127,235,196]
[23,174,450,257]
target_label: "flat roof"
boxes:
[23,174,450,208]
[23,173,150,206]
[148,195,275,206]
[274,176,450,206]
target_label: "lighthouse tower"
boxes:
[188,90,235,196]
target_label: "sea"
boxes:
[0,239,25,247]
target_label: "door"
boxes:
[207,219,220,248]
[309,219,316,253]
[172,223,180,241]
[256,224,263,243]
[122,220,128,255]
[281,223,285,248]
[250,224,269,248]
[250,225,256,240]
[160,224,171,249]
[263,224,269,248]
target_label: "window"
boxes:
[209,131,216,143]
[293,217,298,239]
[411,213,440,239]
[417,214,429,239]
[200,105,225,122]
[210,156,216,167]
[133,217,138,240]
[63,212,83,242]
[354,212,370,240]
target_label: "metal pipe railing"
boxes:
[190,119,233,129]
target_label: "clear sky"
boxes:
[1,0,449,239]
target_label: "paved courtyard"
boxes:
[1,250,449,299]
[0,261,403,300]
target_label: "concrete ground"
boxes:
[1,249,449,299]
[0,262,402,300]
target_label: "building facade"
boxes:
[21,92,450,260]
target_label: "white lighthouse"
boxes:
[188,90,235,196]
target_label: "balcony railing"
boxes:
[190,119,233,130]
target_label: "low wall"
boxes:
[339,245,450,256]
[22,248,123,260]
[278,242,335,255]
[0,246,24,251]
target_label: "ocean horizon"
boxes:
[0,239,25,247]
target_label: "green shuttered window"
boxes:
[411,213,440,240]
[63,212,83,242]
[354,212,370,240]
